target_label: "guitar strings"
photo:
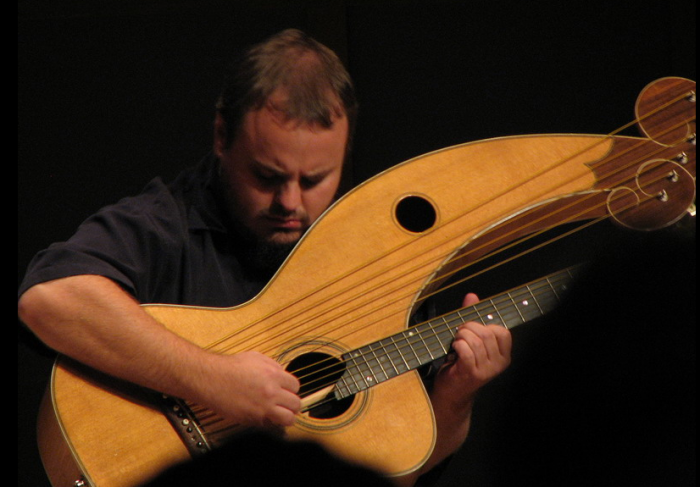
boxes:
[197,90,696,400]
[190,268,576,430]
[274,135,686,361]
[294,158,692,411]
[186,85,694,424]
[196,106,696,428]
[206,97,694,361]
[202,102,691,360]
[216,106,692,392]
[286,142,695,399]
[189,168,690,425]
[200,133,616,352]
[292,220,601,403]
[258,98,695,389]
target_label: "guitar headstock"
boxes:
[599,77,695,230]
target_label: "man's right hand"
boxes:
[195,350,301,427]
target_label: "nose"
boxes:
[274,182,302,214]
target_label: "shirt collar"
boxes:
[184,153,230,234]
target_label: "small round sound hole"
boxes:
[395,195,437,233]
[286,352,354,419]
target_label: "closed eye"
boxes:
[300,176,324,189]
[254,168,286,186]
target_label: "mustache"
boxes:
[263,204,309,221]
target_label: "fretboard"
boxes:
[334,267,577,399]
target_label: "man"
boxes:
[18,29,511,486]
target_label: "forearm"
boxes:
[18,274,301,426]
[18,275,213,401]
[424,390,474,468]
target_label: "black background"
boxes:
[18,1,695,485]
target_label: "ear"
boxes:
[213,112,227,158]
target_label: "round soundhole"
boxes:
[395,195,437,233]
[286,352,354,419]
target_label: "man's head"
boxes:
[215,29,357,153]
[213,29,357,271]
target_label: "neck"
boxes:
[334,266,579,399]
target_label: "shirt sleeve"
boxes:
[18,177,186,302]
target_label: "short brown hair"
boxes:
[216,29,357,151]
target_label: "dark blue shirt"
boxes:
[19,154,267,307]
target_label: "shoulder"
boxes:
[92,155,218,237]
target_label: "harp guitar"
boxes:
[37,77,696,487]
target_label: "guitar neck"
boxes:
[334,267,578,399]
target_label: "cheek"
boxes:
[305,182,340,219]
[226,175,271,221]
[242,189,274,218]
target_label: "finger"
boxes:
[271,404,298,427]
[462,292,479,308]
[456,322,496,361]
[283,388,302,412]
[268,390,302,426]
[452,327,488,369]
[490,324,513,358]
[280,370,301,394]
[451,336,478,369]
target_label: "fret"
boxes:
[436,315,456,351]
[536,288,560,312]
[453,309,469,328]
[546,272,572,302]
[385,334,410,374]
[368,343,391,382]
[474,299,504,326]
[495,297,517,328]
[493,300,507,325]
[402,329,423,369]
[417,319,449,358]
[546,276,560,301]
[347,354,369,392]
[507,291,526,325]
[335,376,351,399]
[512,288,539,322]
[337,358,360,398]
[375,338,400,378]
[356,349,377,388]
[526,284,543,314]
[470,303,485,323]
[416,328,436,363]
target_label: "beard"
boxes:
[228,214,304,279]
[214,164,309,278]
[245,236,299,277]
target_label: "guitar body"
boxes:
[39,78,696,487]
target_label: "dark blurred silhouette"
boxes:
[142,429,393,487]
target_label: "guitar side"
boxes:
[38,357,191,487]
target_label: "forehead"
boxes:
[239,104,349,173]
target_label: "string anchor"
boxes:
[674,152,689,164]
